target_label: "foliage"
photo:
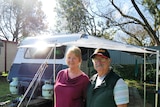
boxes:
[55,0,114,39]
[113,64,141,80]
[146,69,156,82]
[54,0,160,46]
[113,63,160,83]
[0,0,47,42]
[55,0,86,33]
[1,72,8,77]
[88,0,160,46]
[142,0,160,27]
[120,25,151,46]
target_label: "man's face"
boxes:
[92,55,110,73]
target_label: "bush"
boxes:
[113,64,141,80]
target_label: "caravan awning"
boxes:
[19,34,157,55]
[63,34,157,54]
[0,40,3,47]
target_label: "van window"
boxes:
[24,46,66,59]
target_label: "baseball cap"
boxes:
[90,48,110,59]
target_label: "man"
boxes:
[87,48,129,107]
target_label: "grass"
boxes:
[0,77,159,107]
[0,77,18,102]
[126,79,160,107]
[0,78,10,96]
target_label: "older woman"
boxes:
[54,46,89,107]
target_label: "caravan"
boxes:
[7,33,94,106]
[7,33,146,105]
[7,33,159,107]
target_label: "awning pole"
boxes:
[155,50,159,107]
[53,44,56,83]
[143,53,146,107]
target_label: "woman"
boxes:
[54,46,89,107]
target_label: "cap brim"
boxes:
[90,53,108,59]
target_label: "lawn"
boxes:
[126,79,160,107]
[0,78,10,96]
[0,77,18,102]
[0,77,159,107]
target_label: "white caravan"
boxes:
[7,34,94,104]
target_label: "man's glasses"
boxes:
[92,57,107,62]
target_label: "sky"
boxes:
[40,0,147,43]
[41,0,132,30]
[41,0,56,29]
[89,0,133,42]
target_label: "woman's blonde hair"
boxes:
[66,46,82,62]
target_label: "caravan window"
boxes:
[24,46,66,59]
[80,47,94,60]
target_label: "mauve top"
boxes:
[54,69,90,107]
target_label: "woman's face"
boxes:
[66,52,81,69]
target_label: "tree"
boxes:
[89,0,160,46]
[55,0,91,33]
[121,24,151,46]
[0,0,47,42]
[54,0,114,39]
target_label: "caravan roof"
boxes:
[19,33,157,54]
[19,33,83,47]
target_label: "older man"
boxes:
[87,48,129,107]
